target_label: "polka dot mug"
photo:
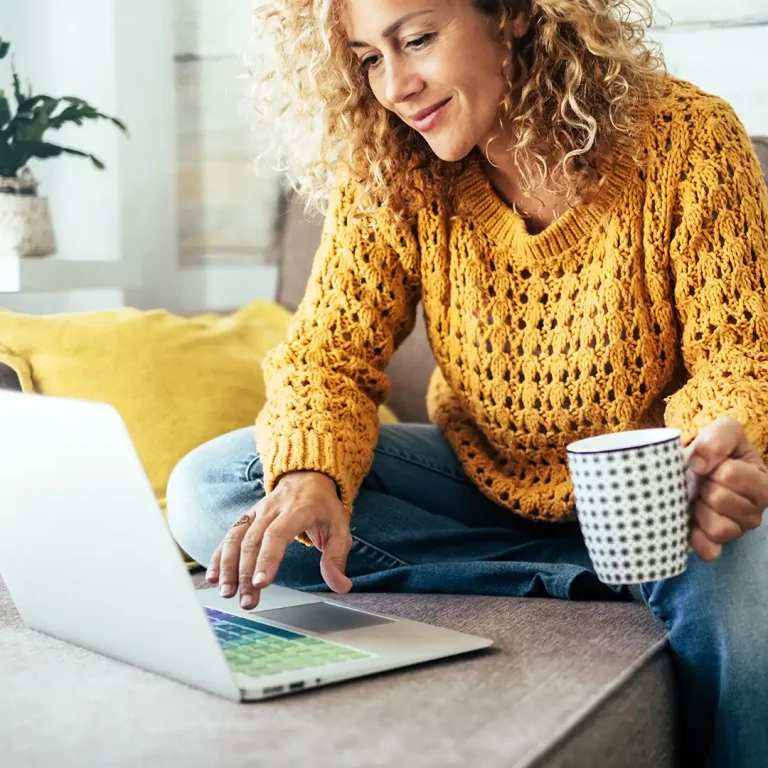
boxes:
[567,428,700,585]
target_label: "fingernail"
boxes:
[219,583,234,597]
[689,456,707,474]
[240,593,251,608]
[253,571,267,587]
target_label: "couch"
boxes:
[1,138,767,767]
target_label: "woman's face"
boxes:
[343,0,525,162]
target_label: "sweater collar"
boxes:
[454,151,638,265]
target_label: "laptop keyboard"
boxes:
[205,607,372,678]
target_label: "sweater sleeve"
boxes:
[663,98,768,456]
[255,182,422,518]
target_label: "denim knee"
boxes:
[166,427,263,568]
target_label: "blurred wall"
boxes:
[174,0,281,268]
[651,0,768,135]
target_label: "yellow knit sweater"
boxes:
[256,77,768,526]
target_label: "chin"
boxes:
[426,133,476,163]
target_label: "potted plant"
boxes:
[0,38,127,257]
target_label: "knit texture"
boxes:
[256,77,768,528]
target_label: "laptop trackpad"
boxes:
[255,602,393,635]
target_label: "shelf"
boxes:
[0,256,136,294]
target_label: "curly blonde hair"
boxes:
[247,0,666,218]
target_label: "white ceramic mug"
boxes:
[566,428,700,585]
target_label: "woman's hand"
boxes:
[686,417,768,561]
[205,470,353,609]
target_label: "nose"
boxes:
[383,55,422,108]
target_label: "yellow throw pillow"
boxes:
[0,301,398,564]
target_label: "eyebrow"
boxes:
[348,9,434,49]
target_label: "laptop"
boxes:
[0,390,492,701]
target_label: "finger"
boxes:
[690,518,723,562]
[693,498,744,544]
[238,504,277,609]
[687,416,752,475]
[708,458,768,512]
[218,511,255,598]
[206,546,222,584]
[319,528,354,594]
[252,520,304,590]
[697,475,760,533]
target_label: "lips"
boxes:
[410,98,451,123]
[408,98,452,133]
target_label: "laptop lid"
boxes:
[0,391,240,701]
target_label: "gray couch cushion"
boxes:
[278,137,768,423]
[0,574,677,767]
[754,137,768,178]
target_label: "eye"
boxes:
[361,54,381,72]
[405,33,433,50]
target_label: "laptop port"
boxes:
[288,682,305,691]
[263,685,283,695]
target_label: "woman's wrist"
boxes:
[275,469,339,496]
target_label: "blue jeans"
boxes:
[167,423,768,768]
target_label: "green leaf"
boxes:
[17,94,60,117]
[108,115,128,134]
[51,98,129,135]
[23,140,61,160]
[0,136,26,178]
[0,54,126,174]
[14,99,58,143]
[48,104,84,127]
[24,140,106,170]
[0,94,10,129]
[11,64,24,107]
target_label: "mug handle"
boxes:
[681,442,702,554]
[681,442,703,500]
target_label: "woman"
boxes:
[167,0,768,764]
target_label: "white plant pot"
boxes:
[0,188,57,258]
